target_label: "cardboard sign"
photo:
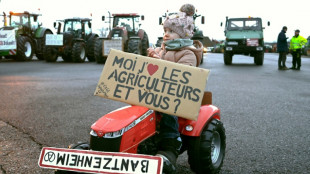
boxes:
[94,49,210,120]
[45,34,63,46]
[0,30,16,49]
[38,147,162,174]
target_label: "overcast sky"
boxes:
[1,0,309,43]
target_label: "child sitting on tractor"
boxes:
[147,3,203,173]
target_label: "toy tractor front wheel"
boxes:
[72,42,87,63]
[16,36,34,61]
[187,119,226,174]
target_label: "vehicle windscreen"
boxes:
[10,14,28,26]
[227,19,262,31]
[64,20,81,32]
[113,17,139,32]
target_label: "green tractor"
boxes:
[44,18,98,62]
[94,13,149,64]
[0,11,53,61]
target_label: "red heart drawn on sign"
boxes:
[147,64,159,76]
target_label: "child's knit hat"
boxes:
[163,4,195,39]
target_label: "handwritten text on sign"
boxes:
[94,49,209,120]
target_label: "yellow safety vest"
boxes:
[290,35,308,50]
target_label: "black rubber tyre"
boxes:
[128,38,142,55]
[223,51,232,65]
[94,38,106,64]
[44,46,58,62]
[254,52,264,65]
[72,42,86,63]
[141,32,149,56]
[54,142,90,174]
[16,36,34,61]
[87,35,98,62]
[37,30,53,60]
[188,119,226,174]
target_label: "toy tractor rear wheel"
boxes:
[16,36,34,61]
[94,38,106,64]
[187,119,226,174]
[72,42,87,63]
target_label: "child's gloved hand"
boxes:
[147,48,160,58]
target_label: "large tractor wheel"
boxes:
[37,30,53,60]
[94,38,106,64]
[16,36,34,61]
[54,142,90,174]
[128,38,142,55]
[44,46,58,62]
[223,51,232,65]
[87,35,98,62]
[141,32,149,56]
[254,52,264,65]
[72,42,86,63]
[188,119,226,174]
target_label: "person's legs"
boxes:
[157,113,182,173]
[278,52,283,69]
[290,51,297,69]
[296,49,301,70]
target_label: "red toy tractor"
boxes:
[52,91,226,174]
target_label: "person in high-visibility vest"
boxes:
[289,29,308,70]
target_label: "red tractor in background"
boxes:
[94,13,149,63]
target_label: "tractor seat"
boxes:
[201,91,212,105]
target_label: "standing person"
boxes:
[147,4,203,173]
[289,29,308,70]
[277,26,289,70]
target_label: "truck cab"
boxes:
[221,17,269,65]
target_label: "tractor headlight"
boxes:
[90,129,98,136]
[104,128,125,138]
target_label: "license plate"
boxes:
[104,40,123,56]
[38,147,163,174]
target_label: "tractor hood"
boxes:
[226,30,263,40]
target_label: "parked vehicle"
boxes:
[44,18,98,62]
[221,16,270,65]
[94,13,149,64]
[0,11,53,61]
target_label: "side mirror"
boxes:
[159,17,162,25]
[88,22,91,28]
[141,15,144,20]
[220,22,223,27]
[34,16,38,22]
[102,16,105,21]
[201,16,205,24]
[267,21,270,26]
[53,22,56,28]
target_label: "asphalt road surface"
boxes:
[0,53,310,174]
